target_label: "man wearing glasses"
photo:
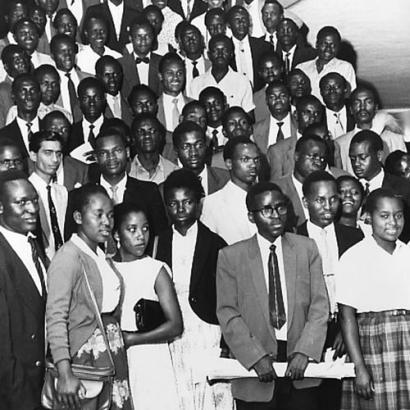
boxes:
[0,139,26,173]
[216,181,329,409]
[201,136,260,244]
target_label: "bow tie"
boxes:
[135,56,149,64]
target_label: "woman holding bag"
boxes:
[46,184,133,410]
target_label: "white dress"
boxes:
[116,257,179,410]
[168,227,234,410]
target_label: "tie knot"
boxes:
[192,60,197,66]
[212,129,218,137]
[172,98,178,104]
[269,244,276,252]
[47,184,52,191]
[136,56,149,64]
[65,72,71,79]
[277,121,284,128]
[89,124,95,130]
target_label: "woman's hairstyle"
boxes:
[385,150,408,177]
[71,183,111,214]
[113,202,148,232]
[364,188,405,215]
[163,169,205,202]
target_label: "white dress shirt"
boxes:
[57,67,81,115]
[206,125,226,147]
[232,35,254,87]
[256,233,288,341]
[326,106,347,139]
[291,174,307,219]
[100,174,128,205]
[30,50,54,68]
[82,115,105,145]
[360,169,384,194]
[263,32,277,49]
[71,233,121,313]
[107,0,124,40]
[296,57,356,102]
[268,112,292,146]
[201,180,257,245]
[7,103,72,125]
[133,51,150,86]
[16,116,40,152]
[189,67,255,113]
[28,173,68,260]
[306,221,338,313]
[106,93,122,118]
[336,236,410,313]
[77,45,122,75]
[45,14,56,42]
[162,92,186,131]
[0,226,46,296]
[282,44,297,72]
[198,164,209,196]
[184,55,206,92]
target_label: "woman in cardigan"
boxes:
[46,184,132,410]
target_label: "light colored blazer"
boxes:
[216,233,329,402]
[46,240,123,364]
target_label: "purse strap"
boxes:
[152,235,159,259]
[81,265,115,371]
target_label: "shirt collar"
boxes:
[256,232,282,251]
[71,233,105,259]
[16,115,39,129]
[83,115,104,128]
[0,224,32,241]
[135,155,164,172]
[307,220,335,236]
[29,171,50,188]
[362,169,384,190]
[326,105,346,116]
[172,220,198,239]
[100,173,128,192]
[282,44,297,57]
[162,92,184,103]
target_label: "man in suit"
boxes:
[119,16,162,99]
[83,0,140,53]
[276,18,316,76]
[167,0,208,22]
[41,111,89,191]
[216,181,329,409]
[319,72,354,140]
[157,167,227,324]
[173,121,229,197]
[157,52,192,132]
[28,131,67,260]
[0,44,31,128]
[0,73,42,160]
[335,85,406,173]
[274,134,346,229]
[259,0,284,49]
[253,52,284,123]
[68,77,108,162]
[297,170,363,410]
[0,170,48,409]
[227,6,275,92]
[253,81,298,154]
[267,95,325,180]
[349,130,410,242]
[95,55,133,127]
[50,34,91,123]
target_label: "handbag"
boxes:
[134,298,166,332]
[41,266,115,410]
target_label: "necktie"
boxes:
[268,244,286,329]
[333,112,345,137]
[269,34,274,46]
[364,182,370,197]
[26,122,33,141]
[285,52,291,75]
[211,129,219,152]
[276,121,285,142]
[65,72,82,123]
[88,124,96,148]
[110,185,120,205]
[172,98,180,130]
[186,0,192,20]
[135,56,150,64]
[27,236,47,298]
[192,61,199,78]
[47,185,63,251]
[113,95,121,118]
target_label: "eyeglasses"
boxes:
[304,154,326,163]
[251,203,288,217]
[0,158,24,167]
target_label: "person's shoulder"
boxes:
[208,165,229,179]
[335,222,364,240]
[220,235,254,257]
[335,129,355,145]
[198,221,227,247]
[203,182,229,203]
[127,175,159,191]
[284,231,316,248]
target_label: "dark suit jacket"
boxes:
[63,156,89,191]
[157,93,192,130]
[0,233,46,409]
[0,119,30,158]
[276,43,317,70]
[156,221,227,324]
[0,77,13,128]
[231,36,275,92]
[83,3,140,53]
[167,0,208,21]
[382,172,410,243]
[105,93,134,127]
[296,221,364,257]
[119,52,162,99]
[216,233,328,401]
[207,166,230,195]
[67,120,86,153]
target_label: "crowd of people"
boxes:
[0,0,409,409]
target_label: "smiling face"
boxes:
[159,60,185,97]
[370,196,404,249]
[85,17,108,51]
[51,38,76,72]
[115,210,149,261]
[95,134,129,178]
[0,179,39,234]
[338,178,363,217]
[55,12,77,39]
[303,180,339,228]
[316,33,339,63]
[74,192,114,248]
[14,20,39,55]
[165,187,199,231]
[4,50,30,78]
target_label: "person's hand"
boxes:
[285,353,309,380]
[354,364,374,400]
[122,331,136,349]
[252,355,277,383]
[332,330,346,359]
[56,372,84,409]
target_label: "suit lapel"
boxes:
[282,234,296,328]
[157,95,166,126]
[190,222,207,293]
